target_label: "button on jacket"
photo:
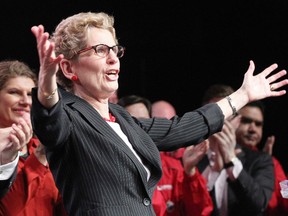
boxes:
[31,87,224,216]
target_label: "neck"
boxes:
[76,92,110,119]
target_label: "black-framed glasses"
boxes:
[77,44,125,58]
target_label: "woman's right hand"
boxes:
[31,25,63,107]
[31,25,63,78]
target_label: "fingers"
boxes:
[7,132,21,151]
[183,141,209,169]
[267,69,288,85]
[18,118,33,140]
[269,76,288,97]
[10,120,33,150]
[262,65,288,96]
[263,135,275,155]
[259,62,278,78]
[31,24,63,78]
[31,25,45,45]
[31,26,39,38]
[0,118,32,163]
[228,114,241,129]
[185,141,209,156]
[22,112,31,123]
[39,32,51,60]
[31,25,40,38]
[246,60,255,76]
[46,40,59,60]
[197,140,209,153]
[31,25,51,61]
[213,123,237,157]
[34,143,46,155]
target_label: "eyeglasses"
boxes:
[77,44,125,58]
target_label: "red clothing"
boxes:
[265,157,288,216]
[0,138,67,216]
[152,152,213,216]
[163,148,186,160]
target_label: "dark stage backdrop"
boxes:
[1,0,288,173]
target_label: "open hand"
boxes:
[240,61,288,102]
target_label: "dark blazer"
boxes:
[31,87,224,216]
[0,165,17,199]
[198,145,274,216]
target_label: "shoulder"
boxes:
[242,146,273,164]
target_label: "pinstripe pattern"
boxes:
[31,87,224,216]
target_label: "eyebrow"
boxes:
[240,116,263,126]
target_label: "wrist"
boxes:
[39,87,58,100]
[224,156,238,169]
[1,151,18,165]
[226,96,237,117]
[185,167,196,176]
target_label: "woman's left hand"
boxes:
[240,60,288,102]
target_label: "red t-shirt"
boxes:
[0,138,67,216]
[152,152,213,216]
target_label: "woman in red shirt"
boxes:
[0,60,66,216]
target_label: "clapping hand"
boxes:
[262,135,275,156]
[182,140,209,176]
[0,114,32,165]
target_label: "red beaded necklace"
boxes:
[103,113,116,122]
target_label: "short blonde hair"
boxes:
[51,12,118,91]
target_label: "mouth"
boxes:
[245,135,257,141]
[243,135,258,145]
[13,109,30,115]
[106,70,119,81]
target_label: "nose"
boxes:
[19,94,32,106]
[106,50,119,65]
[248,122,257,131]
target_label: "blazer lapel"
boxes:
[110,105,162,188]
[110,105,161,169]
[62,91,153,185]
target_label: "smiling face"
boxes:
[0,76,35,128]
[69,27,120,102]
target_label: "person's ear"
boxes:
[60,59,77,80]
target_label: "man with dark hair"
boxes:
[236,101,288,216]
[198,84,274,216]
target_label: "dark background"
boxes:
[1,0,288,173]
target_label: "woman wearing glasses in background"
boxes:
[31,12,288,216]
